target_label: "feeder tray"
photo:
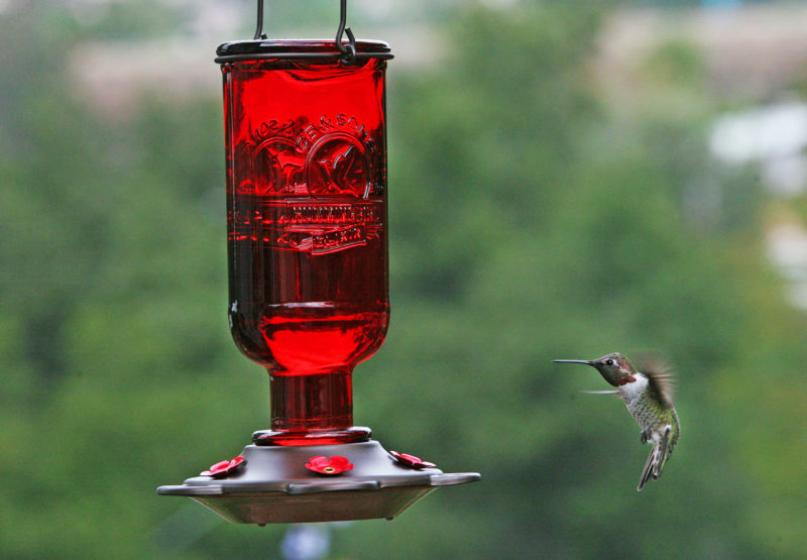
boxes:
[158,440,479,524]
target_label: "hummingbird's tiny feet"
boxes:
[640,430,650,444]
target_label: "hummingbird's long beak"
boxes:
[553,359,593,366]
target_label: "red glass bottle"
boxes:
[219,40,392,446]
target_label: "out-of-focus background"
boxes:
[2,0,807,558]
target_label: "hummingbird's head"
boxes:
[553,352,637,387]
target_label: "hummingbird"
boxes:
[553,352,680,491]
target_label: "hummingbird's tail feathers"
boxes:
[637,444,661,491]
[654,426,673,478]
[637,426,675,491]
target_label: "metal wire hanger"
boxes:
[252,0,358,63]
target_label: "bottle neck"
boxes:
[271,369,353,431]
[253,368,371,446]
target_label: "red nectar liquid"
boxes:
[221,47,390,445]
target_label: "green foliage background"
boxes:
[1,2,805,559]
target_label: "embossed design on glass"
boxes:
[221,47,389,446]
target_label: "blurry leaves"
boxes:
[640,38,706,90]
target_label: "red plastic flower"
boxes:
[201,455,246,478]
[304,455,354,476]
[389,450,437,470]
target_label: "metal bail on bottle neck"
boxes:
[215,0,393,64]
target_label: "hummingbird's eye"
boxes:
[606,359,614,366]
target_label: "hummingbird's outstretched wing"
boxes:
[637,355,675,409]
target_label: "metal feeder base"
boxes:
[157,440,480,524]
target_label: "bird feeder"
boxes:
[158,0,480,524]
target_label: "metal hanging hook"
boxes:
[335,0,358,63]
[252,0,357,62]
[217,0,390,63]
[254,0,267,40]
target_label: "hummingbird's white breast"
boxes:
[617,372,648,405]
[618,373,666,438]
